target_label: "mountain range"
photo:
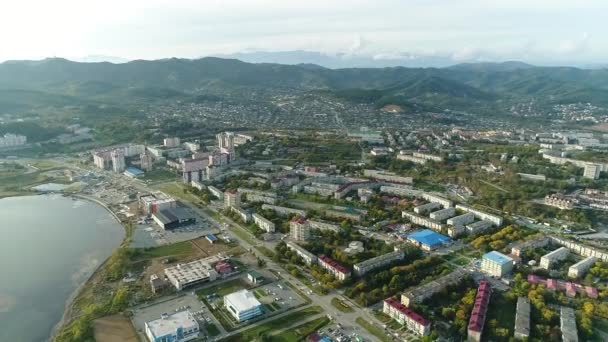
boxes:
[1,57,607,115]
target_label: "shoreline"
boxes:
[49,194,128,341]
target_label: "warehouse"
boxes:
[153,207,196,230]
[407,229,452,251]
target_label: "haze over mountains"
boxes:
[1,56,608,115]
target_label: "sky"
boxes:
[0,0,606,65]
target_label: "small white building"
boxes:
[224,289,263,322]
[145,310,199,342]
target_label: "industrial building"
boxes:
[481,251,514,278]
[354,249,404,276]
[286,241,317,265]
[145,310,199,342]
[401,269,467,307]
[407,230,452,251]
[514,297,530,340]
[164,258,219,290]
[153,207,196,230]
[540,247,569,269]
[383,297,430,336]
[252,213,275,233]
[224,289,263,322]
[318,255,351,281]
[568,256,597,278]
[467,281,491,342]
[560,307,579,342]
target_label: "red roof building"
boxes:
[318,255,351,281]
[383,297,430,336]
[468,281,492,342]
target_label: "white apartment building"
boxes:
[252,213,275,233]
[481,251,514,278]
[354,250,404,276]
[290,218,311,241]
[540,247,569,270]
[455,204,503,226]
[447,213,475,227]
[584,164,601,180]
[429,207,456,221]
[286,241,317,265]
[568,256,597,278]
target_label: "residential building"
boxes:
[466,220,493,235]
[354,250,404,276]
[318,255,351,281]
[544,194,575,209]
[363,169,413,184]
[184,142,200,152]
[111,149,126,173]
[447,225,466,238]
[181,158,209,183]
[164,137,181,148]
[401,269,467,307]
[550,236,608,262]
[560,307,579,342]
[230,206,251,223]
[481,251,514,278]
[325,206,367,222]
[583,163,601,180]
[252,213,275,233]
[455,204,503,226]
[93,151,112,170]
[429,207,456,221]
[262,204,307,217]
[224,190,240,209]
[383,297,430,336]
[402,212,444,232]
[422,193,453,208]
[164,258,219,290]
[447,213,475,227]
[540,247,569,269]
[514,297,530,340]
[224,289,263,322]
[145,310,199,342]
[468,281,491,342]
[140,152,154,171]
[290,218,311,241]
[234,133,254,146]
[414,202,442,215]
[308,220,341,233]
[286,241,317,265]
[380,186,421,197]
[217,132,235,150]
[568,256,597,278]
[511,237,550,257]
[413,152,443,162]
[0,133,27,148]
[208,186,223,200]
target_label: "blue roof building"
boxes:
[481,251,514,277]
[124,166,145,178]
[206,234,218,243]
[407,229,452,250]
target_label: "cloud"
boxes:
[556,32,590,55]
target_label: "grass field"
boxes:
[331,297,354,313]
[356,317,393,342]
[136,241,193,260]
[221,306,323,342]
[270,316,330,342]
[257,245,275,258]
[196,278,248,298]
[143,169,178,182]
[155,182,201,204]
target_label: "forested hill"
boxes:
[1,57,608,111]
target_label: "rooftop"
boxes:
[384,297,430,326]
[154,207,195,224]
[146,310,197,338]
[483,251,513,265]
[407,229,452,247]
[225,289,262,312]
[319,255,350,274]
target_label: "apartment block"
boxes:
[286,241,317,265]
[252,213,275,233]
[383,297,430,336]
[568,256,597,278]
[540,247,569,269]
[353,250,404,276]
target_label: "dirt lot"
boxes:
[93,314,138,342]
